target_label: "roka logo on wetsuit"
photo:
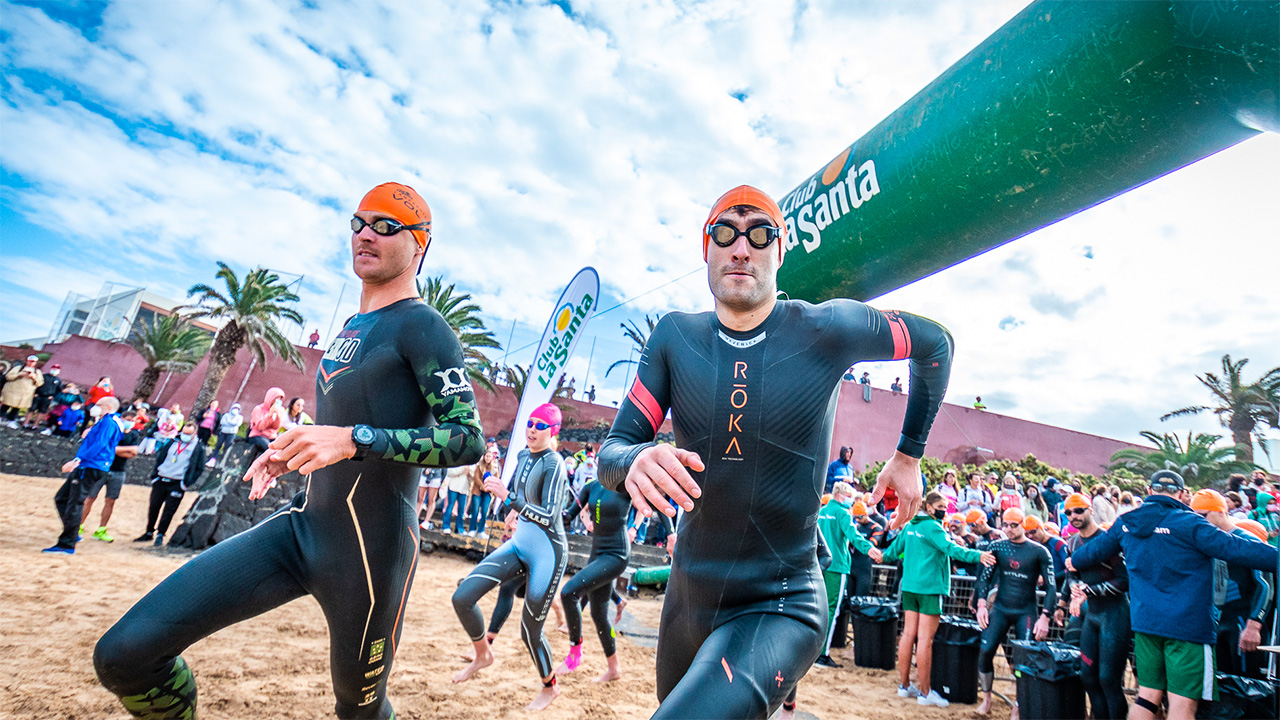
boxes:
[434,368,473,397]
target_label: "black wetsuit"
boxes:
[95,298,485,719]
[1066,527,1131,720]
[599,299,953,719]
[976,539,1056,692]
[1215,528,1275,680]
[561,480,631,658]
[453,448,568,680]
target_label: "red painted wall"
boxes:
[830,382,1144,476]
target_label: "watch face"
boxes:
[354,426,375,445]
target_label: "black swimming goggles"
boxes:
[351,215,429,237]
[706,223,783,250]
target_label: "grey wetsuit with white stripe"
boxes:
[452,447,568,678]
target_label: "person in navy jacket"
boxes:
[1070,470,1277,720]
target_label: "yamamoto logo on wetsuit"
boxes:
[779,144,881,255]
[535,294,594,389]
[434,368,472,397]
[717,330,766,349]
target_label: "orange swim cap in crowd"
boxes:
[1063,493,1091,510]
[965,509,985,524]
[1190,489,1228,514]
[851,502,868,517]
[357,182,432,249]
[1002,507,1025,524]
[1235,519,1269,543]
[821,493,833,506]
[702,185,787,263]
[1045,522,1061,536]
[1022,515,1042,531]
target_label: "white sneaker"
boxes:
[897,684,920,699]
[477,532,489,540]
[918,690,949,708]
[206,458,217,467]
[41,428,52,435]
[466,530,476,537]
[441,528,451,535]
[6,421,19,429]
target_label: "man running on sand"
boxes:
[598,184,955,719]
[95,182,485,720]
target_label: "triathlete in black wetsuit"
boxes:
[1062,493,1131,720]
[452,403,569,711]
[94,183,486,720]
[599,185,953,720]
[975,508,1055,716]
[558,479,632,681]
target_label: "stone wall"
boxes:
[0,425,154,485]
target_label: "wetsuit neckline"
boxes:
[355,296,421,319]
[712,298,786,339]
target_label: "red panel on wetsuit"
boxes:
[883,311,912,360]
[627,379,663,434]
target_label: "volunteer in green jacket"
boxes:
[884,490,996,708]
[815,481,884,667]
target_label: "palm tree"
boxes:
[501,363,576,425]
[125,313,213,402]
[1109,430,1257,488]
[604,314,662,377]
[185,262,305,420]
[1161,354,1280,464]
[418,277,502,392]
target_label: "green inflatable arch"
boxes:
[775,0,1279,303]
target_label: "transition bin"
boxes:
[931,615,982,704]
[1010,640,1086,720]
[849,596,898,670]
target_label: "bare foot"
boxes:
[527,682,560,711]
[977,695,992,715]
[594,667,622,683]
[452,649,493,683]
[614,597,628,625]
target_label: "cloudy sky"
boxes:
[2,0,1277,467]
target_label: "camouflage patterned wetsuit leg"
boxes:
[599,299,953,720]
[95,298,485,720]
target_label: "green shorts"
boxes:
[901,591,941,616]
[1133,632,1217,701]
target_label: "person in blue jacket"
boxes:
[44,396,123,554]
[1070,470,1278,720]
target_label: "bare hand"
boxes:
[243,449,289,500]
[1240,620,1262,652]
[1070,594,1085,618]
[1053,608,1065,627]
[665,533,677,555]
[268,425,356,476]
[1064,558,1076,573]
[627,527,638,543]
[483,477,508,499]
[976,604,989,629]
[504,510,518,533]
[869,547,884,563]
[60,459,79,474]
[870,451,922,531]
[1033,615,1050,641]
[979,551,996,567]
[624,445,704,518]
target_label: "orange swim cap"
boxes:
[1190,489,1228,514]
[1022,515,1042,531]
[965,509,985,524]
[1234,519,1269,543]
[1045,522,1061,536]
[1002,507,1025,524]
[1064,493,1091,510]
[357,182,432,249]
[851,501,868,517]
[821,493,833,506]
[702,185,787,263]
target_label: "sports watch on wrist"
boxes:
[351,425,376,461]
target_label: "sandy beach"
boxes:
[1,473,997,719]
